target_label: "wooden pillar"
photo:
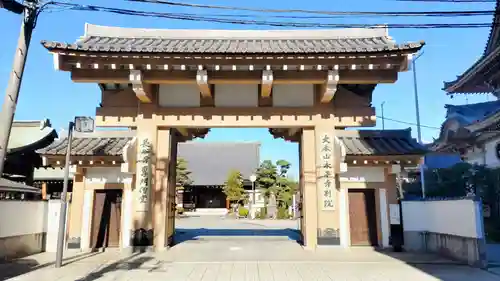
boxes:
[153,128,172,251]
[67,174,85,249]
[301,128,318,250]
[41,182,47,200]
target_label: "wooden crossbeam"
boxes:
[72,69,398,85]
[261,70,273,98]
[320,70,339,103]
[129,70,153,103]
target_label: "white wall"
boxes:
[484,137,500,167]
[159,84,200,107]
[215,84,258,107]
[340,167,385,182]
[0,201,48,238]
[402,199,484,238]
[272,84,314,107]
[45,200,69,252]
[85,167,133,184]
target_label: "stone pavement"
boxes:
[1,217,499,281]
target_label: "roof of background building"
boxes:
[41,24,424,55]
[178,142,261,186]
[5,119,58,155]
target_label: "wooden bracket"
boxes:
[130,70,153,103]
[320,70,339,103]
[261,70,273,98]
[196,70,212,98]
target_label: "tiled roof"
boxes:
[5,119,58,155]
[177,142,260,186]
[336,129,427,156]
[41,24,424,55]
[443,0,500,94]
[36,131,134,156]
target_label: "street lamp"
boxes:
[55,117,94,268]
[249,174,257,205]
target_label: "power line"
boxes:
[393,0,495,2]
[127,0,498,17]
[48,2,499,28]
[377,116,441,129]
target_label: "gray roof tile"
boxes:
[41,24,424,55]
[37,136,131,156]
[336,129,427,156]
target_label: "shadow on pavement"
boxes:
[173,227,302,245]
[74,252,153,281]
[0,251,102,281]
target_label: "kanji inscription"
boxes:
[320,133,335,210]
[136,138,153,209]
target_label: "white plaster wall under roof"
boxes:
[84,23,390,40]
[273,84,314,107]
[159,84,200,107]
[214,84,258,107]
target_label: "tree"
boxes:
[176,158,193,190]
[255,159,297,208]
[255,160,278,199]
[223,169,246,207]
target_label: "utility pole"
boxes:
[0,0,39,176]
[381,101,385,130]
[412,52,424,144]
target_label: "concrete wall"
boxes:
[0,200,48,260]
[402,198,487,268]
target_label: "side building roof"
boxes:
[41,24,424,55]
[443,0,500,94]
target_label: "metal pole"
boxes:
[412,54,423,144]
[55,121,74,268]
[252,181,256,205]
[381,101,385,130]
[0,1,38,176]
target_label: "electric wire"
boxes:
[377,116,441,129]
[46,2,499,29]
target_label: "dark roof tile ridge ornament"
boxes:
[83,23,392,40]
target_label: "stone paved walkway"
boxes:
[2,217,499,281]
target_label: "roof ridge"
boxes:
[83,23,391,40]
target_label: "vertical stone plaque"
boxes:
[318,132,336,211]
[135,137,152,211]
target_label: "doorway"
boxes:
[90,189,123,249]
[348,188,378,246]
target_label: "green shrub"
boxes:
[256,207,267,219]
[277,207,290,219]
[238,207,249,217]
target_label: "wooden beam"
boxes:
[320,70,339,103]
[261,70,273,98]
[95,106,376,128]
[71,69,398,85]
[176,128,189,137]
[129,70,153,103]
[196,70,212,98]
[59,53,408,70]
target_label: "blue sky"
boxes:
[0,0,495,179]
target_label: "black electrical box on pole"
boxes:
[0,0,39,176]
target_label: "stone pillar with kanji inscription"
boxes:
[132,116,157,247]
[315,123,341,246]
